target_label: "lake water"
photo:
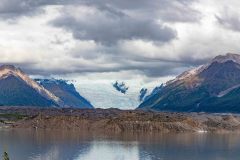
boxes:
[0,129,239,160]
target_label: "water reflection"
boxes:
[0,129,240,160]
[75,141,139,160]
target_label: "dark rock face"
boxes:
[0,75,54,107]
[0,65,59,107]
[199,61,240,95]
[139,88,147,102]
[144,84,164,101]
[0,65,92,108]
[112,81,129,94]
[36,79,93,109]
[138,53,240,113]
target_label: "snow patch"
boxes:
[212,53,240,64]
[217,84,240,97]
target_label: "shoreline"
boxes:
[1,107,240,133]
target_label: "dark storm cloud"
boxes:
[104,0,201,23]
[0,0,200,22]
[0,0,78,18]
[216,14,240,32]
[51,11,177,45]
[37,61,190,77]
[114,56,207,77]
[52,0,199,44]
[0,0,34,18]
[0,0,47,18]
[35,53,204,77]
[0,0,200,44]
[50,0,200,44]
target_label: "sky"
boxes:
[1,0,240,89]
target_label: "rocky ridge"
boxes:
[1,107,240,133]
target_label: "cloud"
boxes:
[216,10,240,32]
[2,0,240,86]
[0,0,80,19]
[0,0,41,19]
[0,0,199,17]
[0,0,200,44]
[49,0,201,45]
[51,5,177,45]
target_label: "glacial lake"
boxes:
[0,129,239,160]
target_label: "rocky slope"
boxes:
[0,65,62,107]
[35,79,93,109]
[0,65,94,108]
[1,107,240,133]
[138,53,240,112]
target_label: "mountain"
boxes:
[35,79,93,109]
[143,84,164,102]
[138,53,240,113]
[0,65,62,107]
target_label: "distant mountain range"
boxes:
[2,53,240,112]
[138,53,240,113]
[0,65,93,108]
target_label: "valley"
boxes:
[2,53,240,133]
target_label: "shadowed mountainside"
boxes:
[35,79,93,109]
[0,65,61,107]
[139,53,240,113]
[0,65,94,108]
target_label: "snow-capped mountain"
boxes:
[138,53,240,113]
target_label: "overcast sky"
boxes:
[0,0,240,87]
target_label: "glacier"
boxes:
[75,83,140,110]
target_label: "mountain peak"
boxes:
[0,64,20,71]
[139,52,240,112]
[0,64,62,106]
[212,53,240,64]
[0,65,21,79]
[0,64,19,72]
